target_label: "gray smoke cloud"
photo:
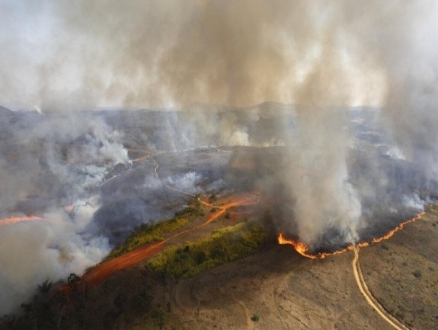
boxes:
[0,202,110,315]
[1,0,387,110]
[1,0,438,313]
[0,112,130,314]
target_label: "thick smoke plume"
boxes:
[1,0,438,313]
[2,0,389,110]
[0,113,130,314]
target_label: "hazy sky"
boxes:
[1,0,416,110]
[1,1,438,112]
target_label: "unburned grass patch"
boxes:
[104,200,205,261]
[104,217,188,261]
[147,220,267,278]
[174,199,204,217]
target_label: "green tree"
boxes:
[153,307,167,330]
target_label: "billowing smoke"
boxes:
[0,202,110,315]
[1,0,387,110]
[165,172,225,194]
[1,0,438,314]
[0,112,130,314]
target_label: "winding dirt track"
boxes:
[352,247,408,330]
[84,241,166,286]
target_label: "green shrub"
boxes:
[104,217,188,261]
[175,201,203,217]
[148,220,267,278]
[152,307,167,330]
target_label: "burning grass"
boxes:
[359,204,438,330]
[0,215,44,226]
[278,207,429,259]
[147,220,267,278]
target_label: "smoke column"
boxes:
[1,0,438,312]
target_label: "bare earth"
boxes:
[137,245,387,330]
[360,206,438,329]
[125,207,438,330]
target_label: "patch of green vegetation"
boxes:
[148,220,267,278]
[425,203,438,215]
[105,201,205,261]
[251,312,260,322]
[152,307,167,330]
[174,199,204,217]
[104,217,188,261]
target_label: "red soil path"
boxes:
[59,194,258,294]
[59,241,166,294]
[84,241,166,286]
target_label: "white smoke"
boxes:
[165,172,203,194]
[228,130,250,147]
[0,113,129,314]
[0,201,110,315]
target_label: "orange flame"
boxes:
[132,155,149,162]
[64,204,74,213]
[277,233,356,259]
[370,211,425,244]
[0,215,44,226]
[278,211,426,259]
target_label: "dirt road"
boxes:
[352,247,408,330]
[84,241,166,286]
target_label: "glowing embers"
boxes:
[278,210,426,259]
[0,215,44,226]
[64,204,74,214]
[128,148,151,163]
[132,155,149,162]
